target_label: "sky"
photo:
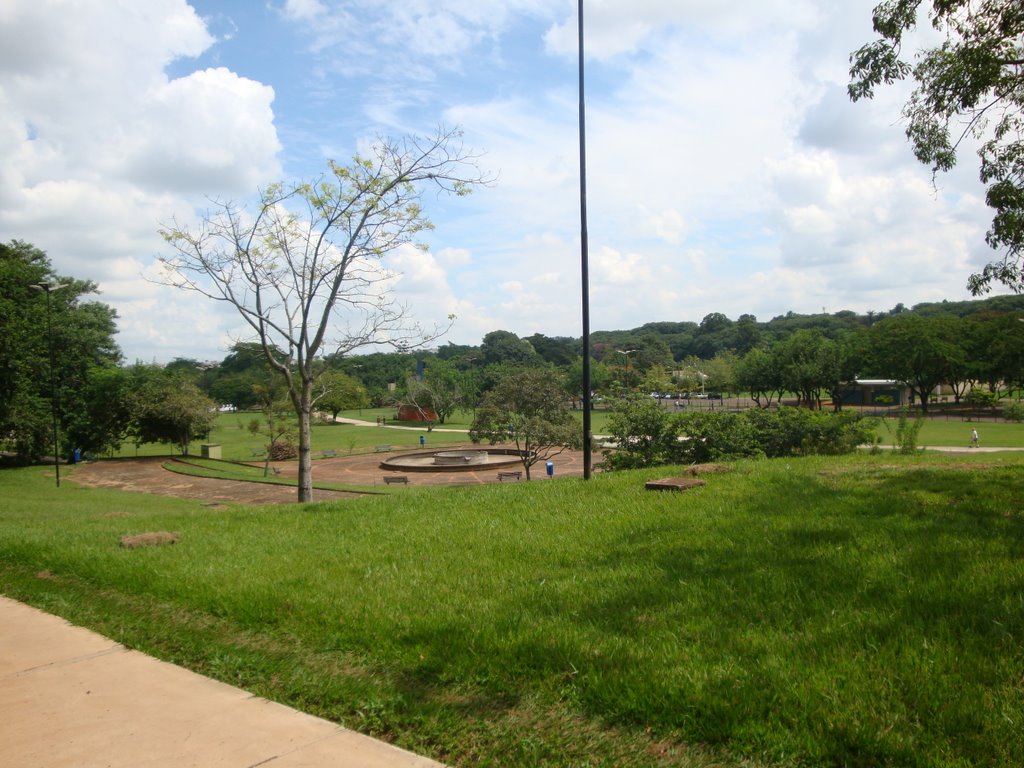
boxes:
[0,0,1011,364]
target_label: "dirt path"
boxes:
[67,458,361,506]
[67,445,591,505]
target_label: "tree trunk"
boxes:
[913,384,930,413]
[298,390,314,502]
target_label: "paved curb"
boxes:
[0,596,445,768]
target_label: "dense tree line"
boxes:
[4,237,1022,467]
[1,241,221,463]
[1,241,121,462]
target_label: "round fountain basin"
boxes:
[380,448,529,472]
[432,450,488,466]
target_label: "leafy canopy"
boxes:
[849,1,1024,293]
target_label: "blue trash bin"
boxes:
[72,448,81,464]
[546,461,554,477]
[420,435,426,446]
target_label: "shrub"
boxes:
[267,440,298,461]
[965,389,999,408]
[745,407,874,457]
[893,406,924,454]
[605,406,874,469]
[674,411,762,464]
[1003,400,1024,422]
[800,410,876,455]
[602,396,679,469]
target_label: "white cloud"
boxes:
[544,0,818,60]
[0,0,283,361]
[117,67,280,193]
[2,0,1013,364]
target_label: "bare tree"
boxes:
[159,127,487,501]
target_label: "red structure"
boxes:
[396,404,437,422]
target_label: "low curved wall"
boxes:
[379,448,531,473]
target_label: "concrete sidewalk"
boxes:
[0,596,445,768]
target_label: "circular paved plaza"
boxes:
[68,444,592,505]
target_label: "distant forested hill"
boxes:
[587,294,1024,362]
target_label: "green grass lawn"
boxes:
[874,414,1024,448]
[103,406,1022,462]
[2,452,1023,766]
[109,412,470,461]
[162,457,383,495]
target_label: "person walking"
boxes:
[971,428,980,448]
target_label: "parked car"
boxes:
[706,392,723,400]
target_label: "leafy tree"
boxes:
[694,312,737,358]
[608,348,641,391]
[403,359,467,424]
[772,329,832,409]
[733,314,763,355]
[207,372,265,411]
[698,312,733,335]
[674,355,711,395]
[629,334,675,373]
[849,1,1024,293]
[642,366,675,400]
[866,314,964,412]
[160,127,485,501]
[734,347,784,407]
[480,330,538,366]
[204,342,285,410]
[164,357,207,378]
[965,311,1024,396]
[0,240,122,463]
[566,356,610,407]
[435,341,478,361]
[315,370,368,421]
[130,368,216,455]
[469,369,581,480]
[326,350,416,405]
[702,350,739,394]
[818,334,862,411]
[523,333,579,366]
[66,366,135,458]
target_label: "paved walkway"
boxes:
[0,596,444,768]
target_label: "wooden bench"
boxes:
[321,449,337,458]
[383,475,409,485]
[497,471,522,482]
[374,444,392,453]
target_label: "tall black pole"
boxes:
[42,285,60,487]
[578,0,592,479]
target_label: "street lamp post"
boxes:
[578,0,593,480]
[616,349,637,389]
[30,281,66,487]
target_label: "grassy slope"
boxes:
[109,412,470,460]
[2,453,1023,766]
